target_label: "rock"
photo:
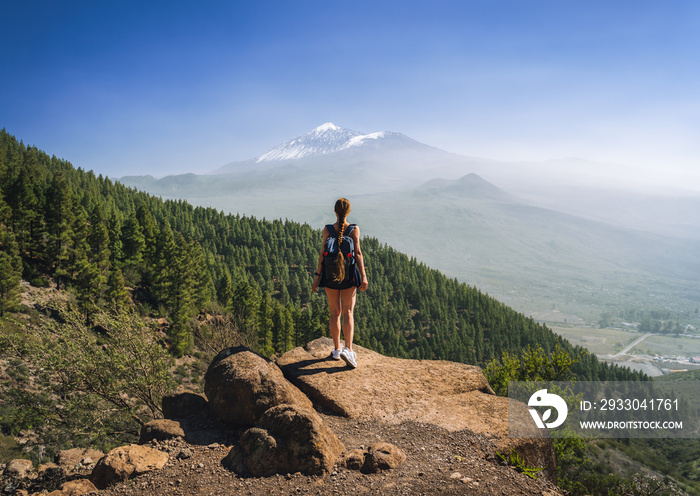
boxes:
[176,447,193,460]
[340,449,366,470]
[60,478,99,495]
[139,419,185,444]
[277,337,556,480]
[90,444,168,489]
[37,462,61,475]
[4,458,33,478]
[362,442,406,473]
[223,404,344,476]
[161,391,209,419]
[204,346,313,426]
[55,448,104,474]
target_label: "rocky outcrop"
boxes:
[204,346,313,426]
[277,337,555,479]
[91,444,169,489]
[223,404,344,477]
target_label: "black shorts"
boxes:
[319,265,360,290]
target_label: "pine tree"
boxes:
[88,204,111,273]
[136,205,157,285]
[120,213,145,285]
[0,231,22,316]
[74,255,100,324]
[9,160,39,254]
[106,266,130,313]
[70,204,89,273]
[257,293,274,356]
[232,278,259,335]
[108,213,124,266]
[45,171,74,288]
[217,271,234,310]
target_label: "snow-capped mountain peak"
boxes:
[255,123,393,163]
[312,122,340,133]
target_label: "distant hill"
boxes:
[119,122,700,324]
[0,127,641,380]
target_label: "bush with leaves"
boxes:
[484,343,585,397]
[0,304,175,453]
[192,309,257,362]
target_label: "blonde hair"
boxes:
[333,198,351,282]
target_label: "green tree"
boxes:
[120,213,145,285]
[484,344,585,397]
[0,235,22,316]
[73,255,101,324]
[45,171,74,288]
[87,204,111,274]
[106,266,130,313]
[0,306,176,449]
[257,293,274,356]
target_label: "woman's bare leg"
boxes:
[325,288,342,350]
[340,287,357,351]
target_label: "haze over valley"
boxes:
[120,122,700,361]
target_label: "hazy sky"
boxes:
[2,1,699,189]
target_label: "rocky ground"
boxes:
[94,415,561,496]
[2,291,564,495]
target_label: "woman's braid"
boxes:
[332,198,351,283]
[333,216,347,282]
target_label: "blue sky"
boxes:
[2,0,699,188]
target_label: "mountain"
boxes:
[116,124,700,325]
[211,122,449,175]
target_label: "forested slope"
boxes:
[0,129,642,381]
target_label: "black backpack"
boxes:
[322,224,357,287]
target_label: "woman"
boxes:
[312,198,368,368]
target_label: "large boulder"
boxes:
[55,448,104,474]
[204,346,313,426]
[3,458,33,479]
[138,419,185,444]
[277,337,555,480]
[223,404,344,476]
[161,391,209,419]
[90,444,168,489]
[59,478,99,495]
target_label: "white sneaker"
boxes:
[331,349,342,360]
[340,347,357,368]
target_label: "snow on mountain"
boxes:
[255,123,395,163]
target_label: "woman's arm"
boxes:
[352,226,368,291]
[312,227,330,293]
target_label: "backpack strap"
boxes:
[327,224,356,237]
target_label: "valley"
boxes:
[120,123,700,364]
